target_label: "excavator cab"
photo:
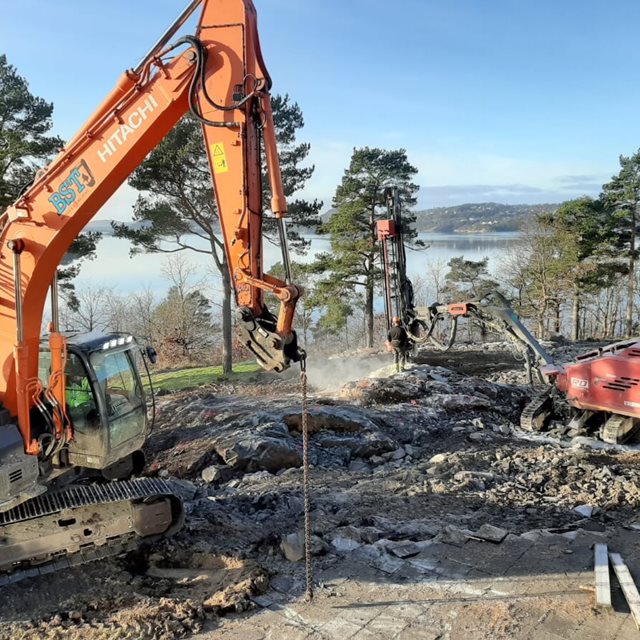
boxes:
[38,331,149,476]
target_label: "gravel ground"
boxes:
[1,342,640,639]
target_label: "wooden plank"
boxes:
[610,552,640,629]
[594,544,612,609]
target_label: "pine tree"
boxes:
[601,150,640,337]
[0,54,100,303]
[314,147,420,347]
[443,257,499,300]
[0,55,62,209]
[543,197,623,339]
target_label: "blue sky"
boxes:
[3,0,640,215]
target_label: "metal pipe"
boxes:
[51,271,59,333]
[382,239,393,330]
[133,0,203,74]
[12,251,23,343]
[277,218,293,285]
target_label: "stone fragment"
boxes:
[493,423,511,434]
[243,470,273,483]
[280,531,305,562]
[201,464,232,484]
[574,504,593,518]
[331,525,363,542]
[580,520,606,533]
[310,535,330,555]
[270,575,295,593]
[348,459,371,473]
[331,536,361,553]
[386,542,421,559]
[214,421,303,472]
[395,520,440,540]
[358,527,383,544]
[439,525,468,547]
[251,595,274,608]
[475,524,508,543]
[371,553,404,575]
[453,471,494,482]
[168,478,198,501]
[391,448,407,461]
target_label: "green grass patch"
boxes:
[147,362,262,393]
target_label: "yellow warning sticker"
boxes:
[211,143,229,174]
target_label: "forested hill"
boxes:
[413,202,559,233]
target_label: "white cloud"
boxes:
[412,151,602,188]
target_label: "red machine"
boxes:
[528,339,640,443]
[376,198,640,444]
[377,187,420,335]
[425,296,640,444]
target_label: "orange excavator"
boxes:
[0,0,303,583]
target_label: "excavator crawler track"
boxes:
[0,477,184,586]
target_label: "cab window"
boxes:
[65,353,97,427]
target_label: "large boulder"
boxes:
[212,421,302,472]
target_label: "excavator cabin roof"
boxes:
[39,331,136,354]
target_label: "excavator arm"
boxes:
[0,0,302,456]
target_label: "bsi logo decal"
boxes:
[570,377,589,389]
[48,160,95,216]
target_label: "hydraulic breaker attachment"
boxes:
[236,307,303,372]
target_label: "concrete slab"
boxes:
[575,613,625,640]
[200,548,629,640]
[316,603,387,627]
[361,612,410,637]
[395,623,441,640]
[614,615,640,640]
[318,617,364,638]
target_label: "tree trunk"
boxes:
[303,308,308,350]
[571,289,580,341]
[627,212,636,337]
[221,269,233,375]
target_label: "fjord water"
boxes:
[76,232,522,301]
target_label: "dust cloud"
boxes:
[305,352,393,391]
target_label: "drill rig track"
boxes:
[0,477,184,586]
[520,389,555,433]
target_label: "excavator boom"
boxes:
[2,0,301,457]
[0,0,303,582]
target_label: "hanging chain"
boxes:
[300,354,313,601]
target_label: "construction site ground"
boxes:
[2,341,640,640]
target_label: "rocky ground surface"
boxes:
[2,341,640,639]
